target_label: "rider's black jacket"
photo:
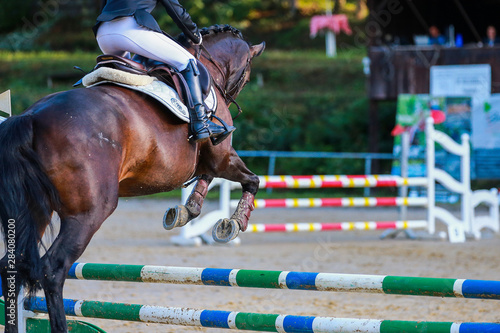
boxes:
[93,0,201,44]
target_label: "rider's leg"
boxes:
[96,17,235,143]
[180,59,235,142]
[96,17,192,69]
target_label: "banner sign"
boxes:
[391,94,472,179]
[430,64,492,149]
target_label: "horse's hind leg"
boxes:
[163,174,214,230]
[40,199,118,333]
[204,148,259,243]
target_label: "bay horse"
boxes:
[0,25,264,332]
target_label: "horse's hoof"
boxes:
[163,205,189,230]
[212,218,240,243]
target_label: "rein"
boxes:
[197,44,250,120]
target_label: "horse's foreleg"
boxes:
[163,175,214,230]
[209,150,259,243]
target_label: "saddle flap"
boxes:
[197,61,212,96]
[148,66,185,103]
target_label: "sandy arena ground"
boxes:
[20,199,500,332]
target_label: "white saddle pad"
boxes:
[84,67,217,123]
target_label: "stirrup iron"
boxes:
[209,115,236,146]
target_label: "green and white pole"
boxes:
[69,263,500,299]
[26,297,500,333]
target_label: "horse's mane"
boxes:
[176,24,245,48]
[200,24,243,39]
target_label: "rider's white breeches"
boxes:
[96,16,194,71]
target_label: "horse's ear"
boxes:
[250,42,265,58]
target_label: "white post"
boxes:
[489,188,499,232]
[399,131,410,221]
[426,118,436,235]
[491,188,499,226]
[181,184,191,203]
[326,31,337,57]
[460,133,471,234]
[17,287,26,333]
[220,179,231,221]
[326,1,332,18]
[325,0,336,58]
[470,188,500,238]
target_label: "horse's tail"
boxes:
[0,115,61,295]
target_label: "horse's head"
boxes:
[179,24,265,103]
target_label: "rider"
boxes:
[93,0,235,144]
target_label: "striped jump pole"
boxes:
[256,175,428,189]
[230,197,429,209]
[246,220,428,233]
[68,263,500,300]
[26,297,500,333]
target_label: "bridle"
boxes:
[197,44,251,120]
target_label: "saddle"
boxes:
[91,54,213,107]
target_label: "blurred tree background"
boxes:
[0,0,397,176]
[0,0,368,51]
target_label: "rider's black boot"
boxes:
[181,59,235,145]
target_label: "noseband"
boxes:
[197,44,251,120]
